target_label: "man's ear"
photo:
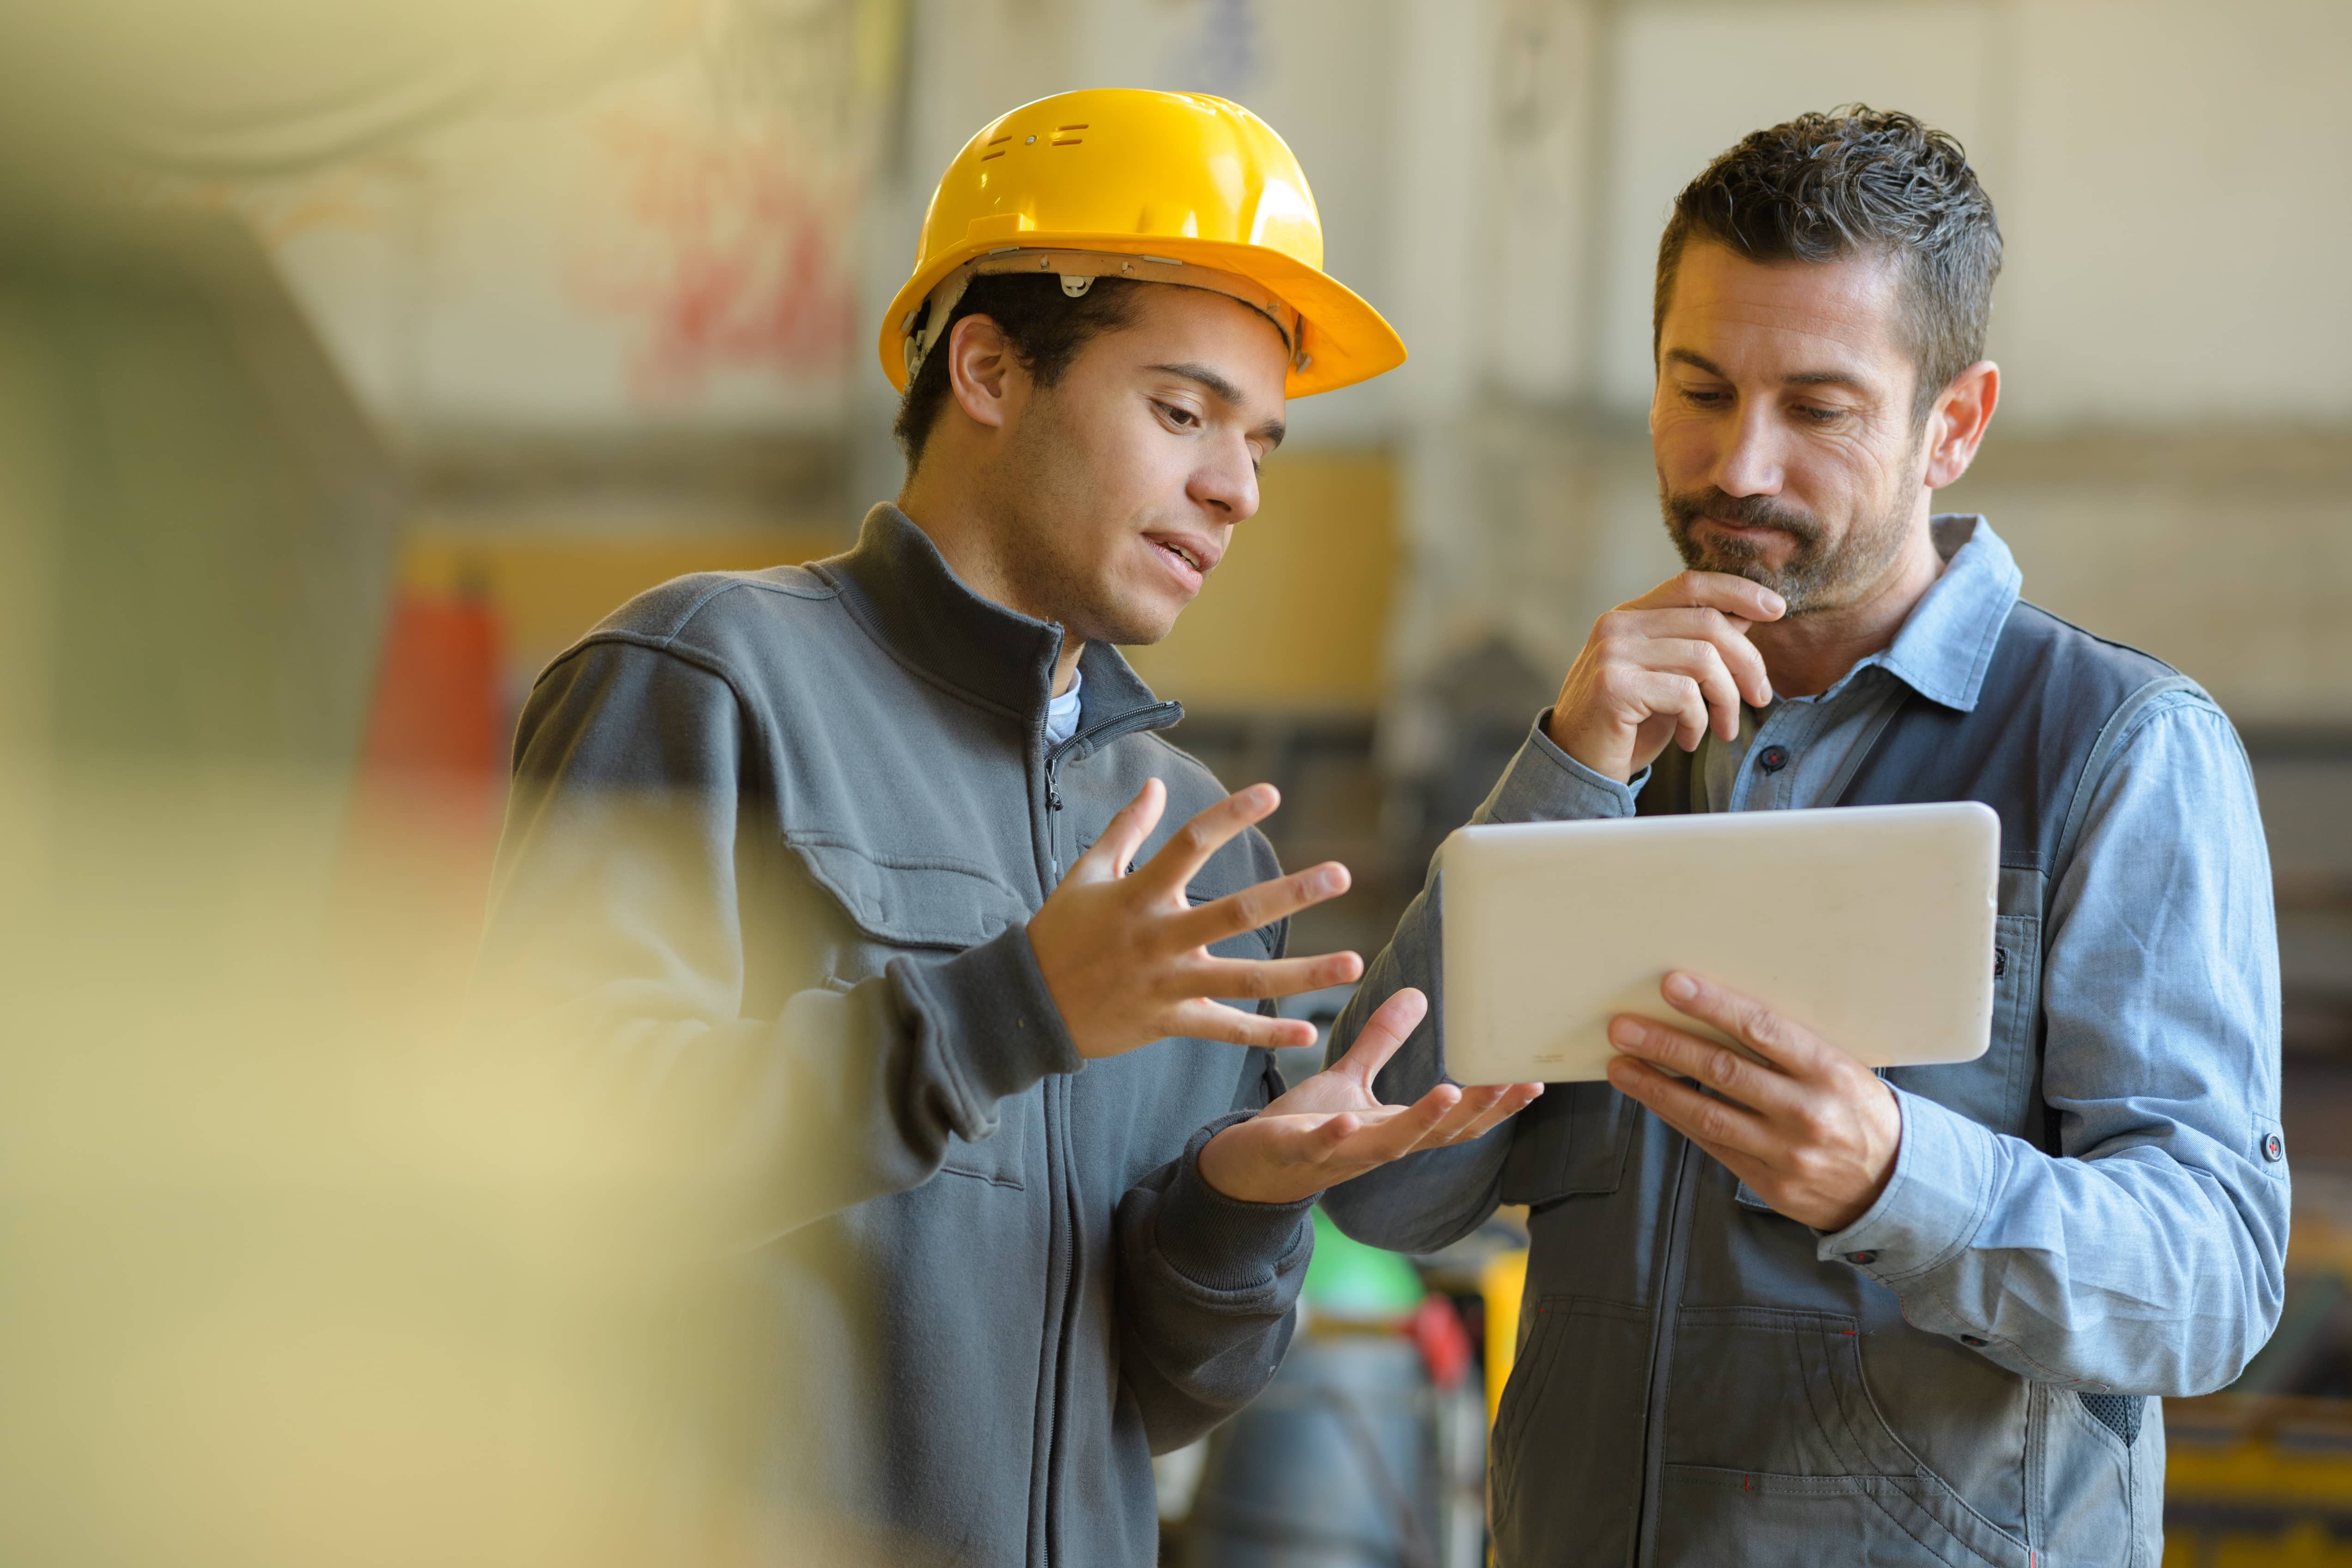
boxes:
[1923,360,1999,490]
[947,314,1025,432]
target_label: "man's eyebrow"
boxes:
[1663,347,1725,377]
[1149,361,1285,448]
[1664,347,1870,393]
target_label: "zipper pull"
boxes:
[1047,779,1063,811]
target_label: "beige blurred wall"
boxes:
[221,0,2349,727]
[1377,0,2352,739]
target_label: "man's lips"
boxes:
[1145,533,1222,583]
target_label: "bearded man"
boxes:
[1321,107,2285,1568]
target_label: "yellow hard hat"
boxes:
[881,88,1405,399]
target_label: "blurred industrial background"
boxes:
[0,0,2346,1564]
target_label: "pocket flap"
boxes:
[784,831,1032,950]
[1499,1082,1637,1206]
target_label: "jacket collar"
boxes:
[817,504,1165,728]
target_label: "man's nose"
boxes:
[1713,403,1786,498]
[1190,433,1261,523]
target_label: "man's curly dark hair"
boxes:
[1653,106,2003,423]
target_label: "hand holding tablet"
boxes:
[1438,800,1997,1227]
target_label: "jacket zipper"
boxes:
[1632,1139,1699,1565]
[1029,693,1182,1563]
[1043,700,1184,814]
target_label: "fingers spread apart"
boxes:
[1165,862,1350,952]
[1132,784,1280,899]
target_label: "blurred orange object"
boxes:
[336,589,511,1022]
[359,591,506,778]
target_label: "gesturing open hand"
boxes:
[1197,988,1544,1206]
[1028,778,1365,1060]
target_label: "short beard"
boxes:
[1659,472,1918,614]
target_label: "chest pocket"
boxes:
[1498,1081,1638,1207]
[1884,862,2046,1146]
[784,831,1038,1187]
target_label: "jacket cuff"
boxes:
[889,922,1083,1143]
[1152,1112,1317,1293]
[1472,709,1647,825]
[1816,1086,2003,1280]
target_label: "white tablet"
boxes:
[1438,802,2000,1085]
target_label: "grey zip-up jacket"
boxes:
[472,505,1315,1568]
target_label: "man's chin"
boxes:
[1078,585,1189,649]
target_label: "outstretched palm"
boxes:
[1197,987,1544,1206]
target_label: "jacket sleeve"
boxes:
[1112,918,1318,1454]
[1113,1110,1316,1453]
[1818,694,2291,1395]
[469,638,1081,1254]
[1319,714,1641,1254]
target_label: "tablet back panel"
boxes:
[1439,802,1999,1085]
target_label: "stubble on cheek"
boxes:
[1658,459,1919,616]
[999,390,1177,647]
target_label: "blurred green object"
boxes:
[1303,1206,1425,1325]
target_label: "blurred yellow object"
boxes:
[1480,1247,1529,1427]
[2164,1393,2352,1565]
[879,88,1405,397]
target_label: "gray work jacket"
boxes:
[473,505,1313,1568]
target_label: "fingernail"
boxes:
[1762,591,1786,615]
[1313,867,1343,895]
[1664,972,1698,1003]
[1609,1017,1642,1047]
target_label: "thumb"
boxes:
[1070,777,1165,883]
[1336,987,1429,1090]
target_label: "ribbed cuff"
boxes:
[889,922,1082,1142]
[1152,1112,1317,1293]
[1817,1086,2003,1279]
[1472,710,1648,825]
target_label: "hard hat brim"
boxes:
[878,232,1406,400]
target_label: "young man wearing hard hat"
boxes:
[472,89,1540,1566]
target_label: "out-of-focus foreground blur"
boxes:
[0,2,2345,1564]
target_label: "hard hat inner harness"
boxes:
[900,248,1310,385]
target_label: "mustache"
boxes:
[1664,487,1824,543]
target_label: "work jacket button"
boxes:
[1959,1334,1987,1348]
[1844,1250,1877,1265]
[2264,1131,2285,1162]
[1758,744,1790,773]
